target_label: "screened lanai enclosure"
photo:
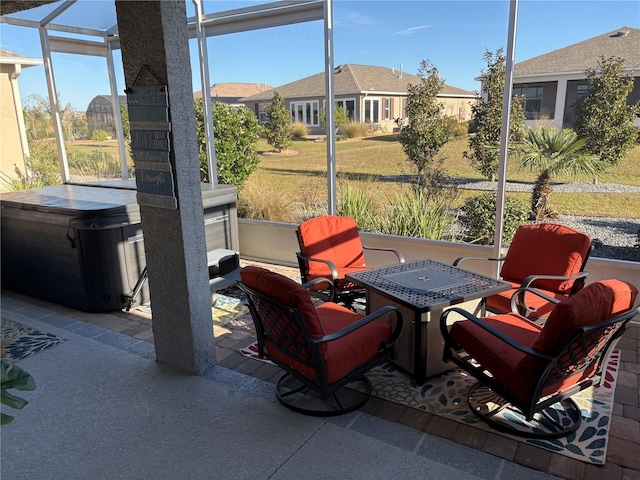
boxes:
[2,1,638,374]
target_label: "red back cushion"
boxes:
[297,215,366,277]
[239,266,324,337]
[500,223,592,293]
[531,279,638,355]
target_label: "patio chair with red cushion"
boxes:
[238,265,403,416]
[454,223,601,321]
[296,215,405,308]
[440,279,639,438]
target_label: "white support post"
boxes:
[39,27,70,183]
[324,0,336,214]
[492,0,519,277]
[107,40,129,179]
[193,0,217,185]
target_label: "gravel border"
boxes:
[455,181,640,262]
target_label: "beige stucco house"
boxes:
[0,49,42,189]
[241,63,477,134]
[512,27,640,129]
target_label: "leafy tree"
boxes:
[573,55,640,174]
[194,99,260,189]
[398,59,452,197]
[264,91,292,152]
[465,49,526,181]
[120,104,131,142]
[516,126,599,219]
[23,94,52,141]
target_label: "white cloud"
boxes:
[334,10,378,26]
[393,25,430,35]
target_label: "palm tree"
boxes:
[516,126,599,220]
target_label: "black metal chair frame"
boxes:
[295,229,405,307]
[440,286,639,439]
[238,277,403,417]
[453,238,602,319]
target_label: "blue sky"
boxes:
[1,0,638,111]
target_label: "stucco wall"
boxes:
[0,64,27,190]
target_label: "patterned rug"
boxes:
[136,287,248,327]
[1,318,66,363]
[240,341,619,465]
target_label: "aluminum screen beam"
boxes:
[492,0,519,275]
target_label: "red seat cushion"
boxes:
[315,303,392,384]
[297,215,367,279]
[241,265,392,385]
[240,266,324,337]
[450,313,600,404]
[263,299,391,383]
[449,313,543,403]
[531,279,639,355]
[499,223,592,294]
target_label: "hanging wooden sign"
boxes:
[127,84,177,210]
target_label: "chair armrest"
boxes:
[296,251,339,281]
[363,245,406,263]
[439,307,554,361]
[520,271,589,288]
[453,256,505,267]
[302,277,335,300]
[313,305,403,348]
[509,286,562,317]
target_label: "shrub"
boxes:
[378,189,457,240]
[195,99,260,189]
[458,193,529,245]
[238,180,297,222]
[344,122,368,139]
[290,122,308,139]
[68,149,121,181]
[456,121,469,138]
[337,177,379,231]
[0,140,62,191]
[443,116,459,140]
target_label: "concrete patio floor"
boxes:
[1,261,638,480]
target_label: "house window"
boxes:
[576,84,589,101]
[335,99,356,121]
[513,85,544,119]
[382,98,391,120]
[364,98,380,123]
[258,103,267,124]
[290,101,320,126]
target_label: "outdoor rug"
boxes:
[136,286,248,328]
[240,341,619,465]
[1,318,66,363]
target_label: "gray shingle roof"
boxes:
[241,63,475,102]
[194,82,274,100]
[514,27,640,76]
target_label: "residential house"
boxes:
[86,94,127,138]
[0,49,42,189]
[194,82,274,107]
[513,26,640,128]
[240,63,477,134]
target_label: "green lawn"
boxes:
[244,135,640,219]
[68,135,640,219]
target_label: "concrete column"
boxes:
[115,0,216,374]
[554,78,568,129]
